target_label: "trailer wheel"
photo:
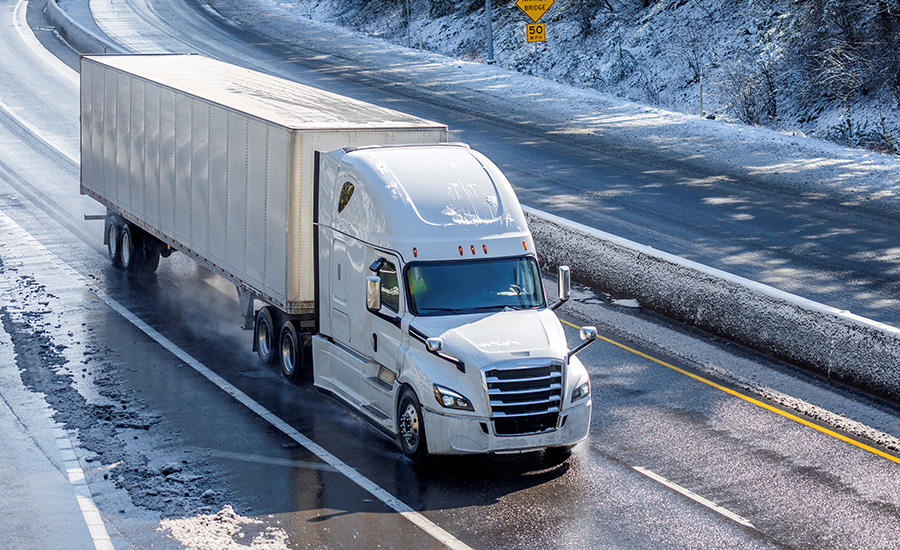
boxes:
[398,388,428,462]
[120,224,140,272]
[107,222,122,268]
[255,307,277,365]
[141,240,160,273]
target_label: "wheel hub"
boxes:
[400,403,420,448]
[281,334,295,376]
[257,319,271,357]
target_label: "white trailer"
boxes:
[81,54,596,460]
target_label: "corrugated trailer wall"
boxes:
[81,57,291,307]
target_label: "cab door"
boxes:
[361,255,405,420]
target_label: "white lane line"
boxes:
[633,466,755,529]
[49,421,116,550]
[13,0,79,84]
[0,211,474,550]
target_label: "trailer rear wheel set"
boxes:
[104,213,164,274]
[104,212,314,382]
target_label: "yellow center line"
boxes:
[561,318,900,465]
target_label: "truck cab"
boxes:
[314,143,593,459]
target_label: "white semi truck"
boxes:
[80,54,596,460]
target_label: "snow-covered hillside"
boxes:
[255,0,899,155]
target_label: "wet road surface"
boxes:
[0,0,899,548]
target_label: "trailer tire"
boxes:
[120,224,141,272]
[140,240,160,273]
[255,307,278,365]
[107,222,122,268]
[398,388,428,463]
[118,224,161,274]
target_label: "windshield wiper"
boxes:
[420,307,467,314]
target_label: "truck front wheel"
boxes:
[398,388,428,462]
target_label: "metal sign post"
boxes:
[486,0,494,63]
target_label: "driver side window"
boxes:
[379,261,400,313]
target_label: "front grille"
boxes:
[484,362,563,436]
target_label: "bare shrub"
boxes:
[818,41,868,103]
[825,115,900,154]
[675,30,704,85]
[720,59,779,125]
[637,70,662,105]
[566,0,616,36]
[790,0,900,106]
[606,30,637,83]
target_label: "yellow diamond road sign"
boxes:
[516,0,554,23]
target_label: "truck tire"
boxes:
[398,388,428,462]
[119,224,161,274]
[140,240,161,273]
[106,222,122,268]
[255,307,277,365]
[280,321,301,381]
[119,224,141,272]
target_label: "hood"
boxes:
[411,309,567,366]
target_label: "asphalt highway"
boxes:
[0,0,898,548]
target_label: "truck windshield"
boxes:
[406,256,545,316]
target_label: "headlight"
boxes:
[433,385,474,411]
[571,380,591,402]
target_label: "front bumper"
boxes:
[424,399,591,455]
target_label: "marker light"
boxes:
[471,245,476,255]
[523,240,528,251]
[413,247,418,258]
[483,244,488,254]
[459,246,464,256]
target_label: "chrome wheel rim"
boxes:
[121,231,132,267]
[399,402,420,450]
[107,224,118,259]
[281,332,295,376]
[257,317,271,359]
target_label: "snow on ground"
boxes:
[160,505,290,550]
[259,1,899,147]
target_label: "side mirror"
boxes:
[425,337,444,353]
[367,275,382,312]
[580,326,598,342]
[568,325,598,358]
[551,265,571,310]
